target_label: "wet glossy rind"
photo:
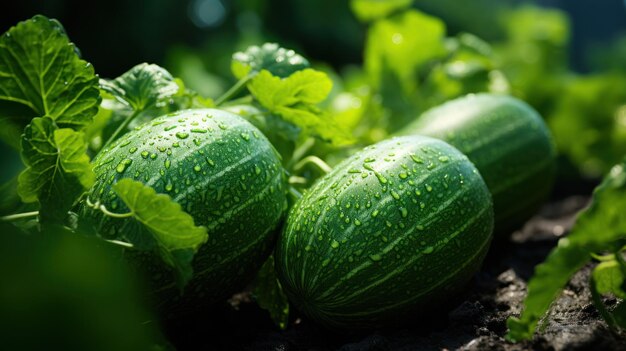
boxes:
[400,94,556,235]
[276,136,494,329]
[83,108,287,312]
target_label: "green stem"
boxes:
[101,108,141,152]
[590,274,617,330]
[288,176,308,185]
[85,197,133,219]
[215,73,255,106]
[293,156,332,174]
[1,211,39,222]
[286,138,315,170]
[288,186,303,201]
[219,95,254,107]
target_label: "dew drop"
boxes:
[400,207,408,218]
[116,159,132,173]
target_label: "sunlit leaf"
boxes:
[231,43,310,79]
[507,159,626,341]
[112,179,208,288]
[365,10,446,93]
[100,63,179,111]
[248,69,353,145]
[592,260,626,299]
[0,15,100,134]
[253,255,290,329]
[18,117,94,224]
[350,0,413,22]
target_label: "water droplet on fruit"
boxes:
[400,207,408,218]
[176,132,189,139]
[369,254,382,262]
[116,159,132,173]
[410,154,423,164]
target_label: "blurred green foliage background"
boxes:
[1,0,625,181]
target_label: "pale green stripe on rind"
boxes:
[322,228,491,318]
[315,176,482,300]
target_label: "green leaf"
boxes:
[0,15,100,132]
[253,255,290,329]
[506,242,590,342]
[100,63,179,112]
[231,43,310,79]
[612,301,626,329]
[566,161,626,249]
[507,159,626,342]
[592,260,626,299]
[95,76,213,151]
[112,179,208,288]
[350,0,413,22]
[18,117,94,224]
[248,69,353,145]
[364,10,447,93]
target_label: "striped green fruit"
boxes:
[400,94,556,235]
[276,136,494,329]
[83,109,287,313]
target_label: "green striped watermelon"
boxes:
[275,136,494,329]
[82,109,287,313]
[400,94,556,235]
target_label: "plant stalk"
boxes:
[215,73,255,106]
[101,108,141,152]
[1,211,39,222]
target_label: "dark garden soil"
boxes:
[164,196,626,351]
